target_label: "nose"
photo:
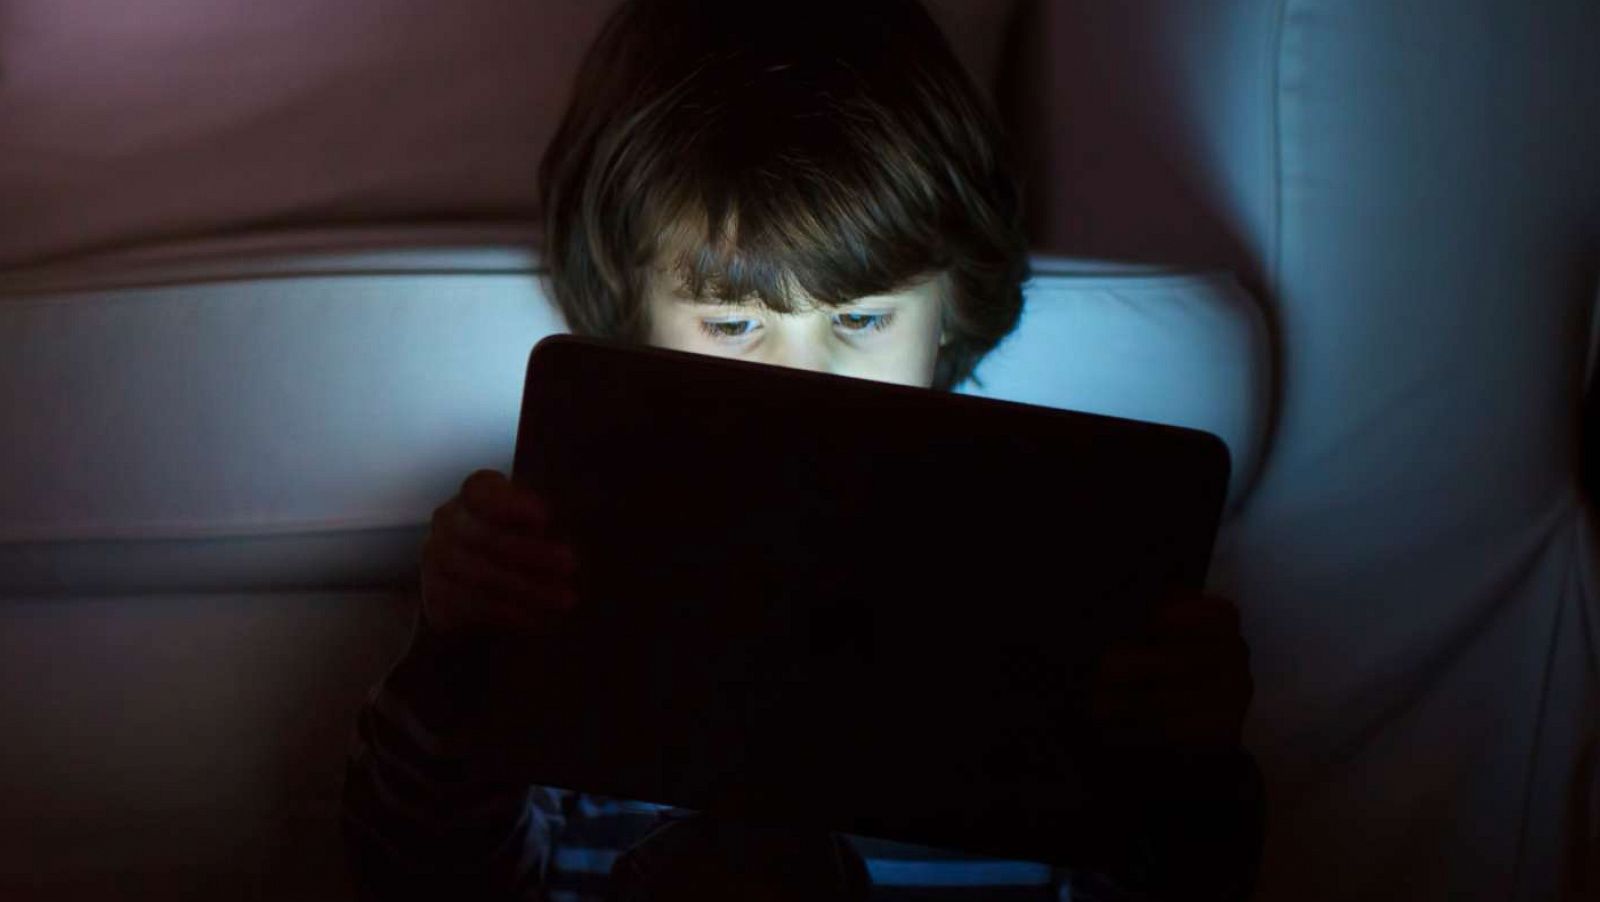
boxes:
[758,311,837,375]
[767,337,833,376]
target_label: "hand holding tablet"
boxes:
[458,334,1235,867]
[1087,588,1253,754]
[418,468,580,638]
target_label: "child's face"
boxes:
[643,268,947,389]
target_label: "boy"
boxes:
[341,1,1262,899]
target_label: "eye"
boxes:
[698,318,762,342]
[833,311,895,334]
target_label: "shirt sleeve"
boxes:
[339,616,1262,902]
[340,617,567,901]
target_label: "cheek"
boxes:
[641,293,693,349]
[870,338,941,389]
[917,348,941,388]
[914,307,945,360]
[644,311,696,353]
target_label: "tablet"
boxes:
[487,334,1231,867]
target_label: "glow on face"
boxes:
[643,269,948,389]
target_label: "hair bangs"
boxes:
[637,94,957,313]
[541,0,1030,390]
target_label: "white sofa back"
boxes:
[0,230,1268,597]
[2,0,1597,898]
[1014,2,1600,899]
[0,233,1269,898]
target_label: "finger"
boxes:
[1101,635,1250,688]
[1157,695,1250,750]
[1092,644,1178,689]
[429,531,578,614]
[1090,641,1250,716]
[432,496,479,547]
[423,558,569,634]
[1092,639,1220,686]
[478,531,580,580]
[1084,706,1166,750]
[459,469,551,532]
[1099,668,1253,733]
[1147,594,1240,634]
[1143,662,1253,706]
[436,495,556,570]
[1088,686,1248,752]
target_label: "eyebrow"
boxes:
[669,293,898,309]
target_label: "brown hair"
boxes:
[538,0,1029,391]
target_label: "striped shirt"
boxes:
[341,624,1263,901]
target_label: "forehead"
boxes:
[639,205,953,317]
[648,261,946,308]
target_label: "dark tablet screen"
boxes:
[487,334,1230,866]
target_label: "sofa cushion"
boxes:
[0,231,1268,595]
